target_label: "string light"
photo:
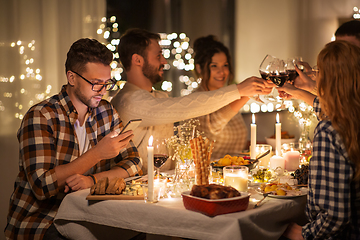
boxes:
[159,32,195,95]
[353,6,360,19]
[0,39,51,126]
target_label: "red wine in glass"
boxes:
[287,69,297,83]
[260,71,270,80]
[154,154,169,169]
[153,138,169,178]
[269,73,289,87]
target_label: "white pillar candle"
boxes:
[147,135,154,202]
[283,151,300,171]
[270,155,285,170]
[250,113,257,159]
[275,113,281,156]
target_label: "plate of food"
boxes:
[86,177,144,200]
[258,182,307,198]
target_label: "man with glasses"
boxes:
[5,38,142,240]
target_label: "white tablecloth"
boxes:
[54,189,307,240]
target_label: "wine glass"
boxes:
[285,58,297,84]
[256,54,277,103]
[153,138,169,178]
[269,59,288,87]
[259,55,288,104]
[259,54,277,81]
[294,56,305,72]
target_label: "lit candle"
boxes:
[275,113,281,156]
[147,135,154,202]
[270,155,285,170]
[223,166,248,192]
[250,114,257,159]
[224,172,248,192]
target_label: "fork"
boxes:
[254,193,269,208]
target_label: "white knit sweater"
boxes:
[111,82,241,174]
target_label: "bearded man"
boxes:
[111,29,272,174]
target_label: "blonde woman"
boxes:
[282,40,360,239]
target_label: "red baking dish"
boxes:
[181,191,250,217]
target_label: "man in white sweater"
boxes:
[111,28,273,174]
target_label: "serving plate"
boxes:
[266,192,306,198]
[86,194,144,200]
[181,191,250,217]
[257,185,307,199]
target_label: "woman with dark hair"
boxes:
[192,35,250,158]
[282,40,360,239]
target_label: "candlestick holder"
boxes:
[223,166,249,192]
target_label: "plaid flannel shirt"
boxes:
[5,85,142,240]
[302,97,360,239]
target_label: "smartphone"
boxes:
[119,119,142,134]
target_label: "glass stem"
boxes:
[156,168,160,179]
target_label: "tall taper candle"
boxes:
[250,114,257,159]
[275,113,281,155]
[147,135,154,202]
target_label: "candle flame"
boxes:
[148,135,153,147]
[252,113,255,124]
[276,113,280,123]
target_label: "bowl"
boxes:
[265,137,296,150]
[210,154,258,170]
[181,191,250,217]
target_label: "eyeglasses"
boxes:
[72,71,117,92]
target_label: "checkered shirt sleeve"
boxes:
[302,120,356,239]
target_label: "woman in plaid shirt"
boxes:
[4,38,142,240]
[281,41,360,239]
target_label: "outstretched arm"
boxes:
[112,77,273,128]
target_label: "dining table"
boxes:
[54,182,308,240]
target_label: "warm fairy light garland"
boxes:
[159,32,196,96]
[353,6,360,19]
[0,40,52,123]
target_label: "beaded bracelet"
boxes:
[89,174,97,184]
